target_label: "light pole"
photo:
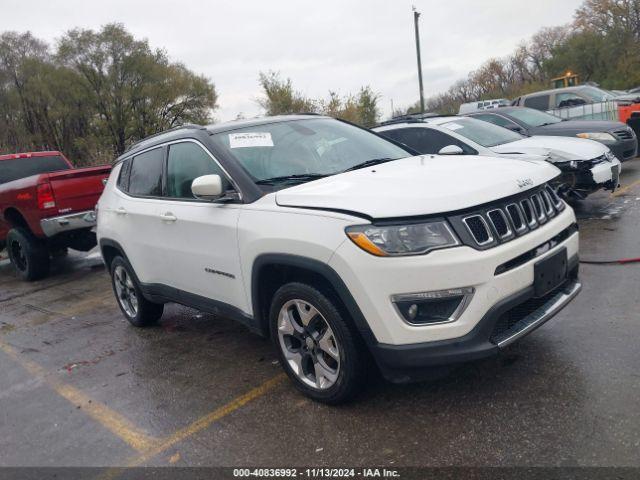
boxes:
[413,6,425,114]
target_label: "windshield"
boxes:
[209,118,410,184]
[0,156,71,184]
[579,86,616,102]
[508,108,562,127]
[438,117,524,148]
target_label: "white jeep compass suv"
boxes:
[97,115,581,404]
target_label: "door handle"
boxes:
[115,207,127,216]
[159,212,177,222]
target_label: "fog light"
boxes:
[391,287,474,325]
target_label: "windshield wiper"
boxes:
[255,173,329,185]
[341,157,397,173]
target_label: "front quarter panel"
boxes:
[237,196,359,316]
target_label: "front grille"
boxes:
[490,294,552,344]
[450,183,565,250]
[613,128,633,140]
[463,215,492,245]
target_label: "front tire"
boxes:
[6,228,50,281]
[109,256,164,327]
[269,282,368,404]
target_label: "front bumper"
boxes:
[40,210,97,237]
[371,263,580,382]
[329,205,580,380]
[557,158,621,194]
[608,137,638,162]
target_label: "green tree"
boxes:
[1,25,218,165]
[257,72,379,127]
[356,86,379,127]
[257,71,317,115]
[57,23,218,157]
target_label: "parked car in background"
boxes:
[97,115,580,403]
[512,85,640,121]
[374,116,621,199]
[465,107,638,162]
[0,151,111,280]
[459,98,511,114]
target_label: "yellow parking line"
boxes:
[0,340,157,452]
[97,373,286,480]
[1,337,286,467]
[128,373,287,466]
[612,179,640,197]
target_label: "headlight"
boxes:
[345,221,460,257]
[605,150,617,162]
[576,132,616,142]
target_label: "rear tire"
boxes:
[269,282,368,404]
[109,256,164,327]
[6,228,50,281]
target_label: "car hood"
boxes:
[275,155,559,219]
[614,93,640,103]
[491,135,608,161]
[533,119,627,135]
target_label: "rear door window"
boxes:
[116,159,131,192]
[128,148,164,197]
[381,128,477,155]
[523,95,550,111]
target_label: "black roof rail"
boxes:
[376,112,446,127]
[376,117,425,127]
[124,124,205,153]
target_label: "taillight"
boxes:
[37,183,56,210]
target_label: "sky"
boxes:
[2,0,584,121]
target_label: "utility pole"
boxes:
[413,6,425,114]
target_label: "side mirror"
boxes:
[438,145,464,155]
[505,124,524,133]
[192,174,223,200]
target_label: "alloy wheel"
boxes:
[277,299,341,390]
[113,265,139,318]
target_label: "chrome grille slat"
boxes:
[487,209,513,239]
[545,185,565,211]
[462,215,493,246]
[506,203,527,234]
[520,198,538,228]
[531,194,547,223]
[540,190,555,216]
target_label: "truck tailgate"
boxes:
[48,166,111,214]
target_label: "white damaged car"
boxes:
[375,115,621,199]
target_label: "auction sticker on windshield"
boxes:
[229,132,274,148]
[442,122,464,131]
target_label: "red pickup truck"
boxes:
[0,151,111,281]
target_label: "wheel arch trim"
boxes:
[251,253,378,345]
